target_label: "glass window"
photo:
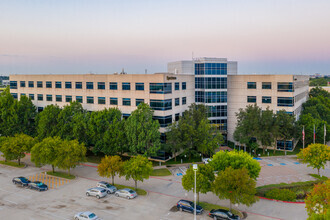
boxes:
[195,63,227,75]
[149,83,172,94]
[195,91,227,103]
[86,82,93,89]
[123,98,131,106]
[46,95,52,101]
[55,81,62,88]
[11,93,18,99]
[247,82,256,89]
[37,81,43,88]
[122,82,131,90]
[278,82,294,92]
[110,97,118,105]
[262,96,272,103]
[29,94,34,100]
[65,82,72,89]
[277,97,294,107]
[28,81,34,88]
[247,96,256,103]
[10,81,17,89]
[182,82,186,90]
[76,96,83,103]
[37,94,43,101]
[75,82,82,89]
[56,95,62,102]
[207,105,227,117]
[262,82,272,89]
[20,81,25,87]
[150,99,172,110]
[98,82,105,90]
[37,107,43,112]
[110,82,117,90]
[175,82,180,90]
[87,96,94,104]
[153,115,172,127]
[135,83,144,91]
[195,77,227,89]
[136,99,144,106]
[46,81,52,88]
[98,97,105,104]
[66,95,72,102]
[175,98,180,106]
[122,113,130,119]
[277,140,293,150]
[210,119,227,131]
[175,113,180,121]
[182,97,187,105]
[20,93,26,98]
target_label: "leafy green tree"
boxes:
[72,111,91,146]
[102,119,127,155]
[275,110,295,153]
[259,108,278,154]
[31,136,62,172]
[0,87,19,136]
[0,134,35,165]
[182,164,215,204]
[122,155,153,190]
[213,167,258,210]
[305,180,330,219]
[297,144,330,175]
[166,120,186,161]
[125,103,160,156]
[210,150,261,179]
[309,87,330,99]
[16,95,37,136]
[36,104,61,140]
[97,155,123,185]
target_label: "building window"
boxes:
[11,93,18,99]
[278,82,294,92]
[247,82,256,89]
[247,96,256,103]
[135,83,144,91]
[55,81,62,88]
[195,91,227,103]
[195,77,227,89]
[150,99,172,110]
[56,95,62,102]
[65,82,72,89]
[149,83,172,94]
[153,115,172,128]
[46,95,52,102]
[75,82,82,89]
[195,63,227,75]
[98,82,105,90]
[277,97,294,107]
[86,82,94,89]
[20,93,26,98]
[37,107,43,112]
[110,97,118,105]
[98,97,105,104]
[87,96,94,104]
[123,98,131,106]
[207,105,227,117]
[28,81,34,88]
[175,113,180,121]
[37,81,43,88]
[20,81,25,88]
[182,97,187,105]
[76,96,83,103]
[276,140,293,150]
[29,94,34,100]
[122,113,130,119]
[262,96,272,104]
[110,82,117,90]
[37,94,43,101]
[136,99,144,106]
[210,119,227,131]
[262,82,272,89]
[175,82,180,90]
[182,82,186,90]
[10,81,17,89]
[122,82,131,90]
[46,81,52,88]
[66,95,72,102]
[175,98,180,106]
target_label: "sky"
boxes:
[1,0,330,75]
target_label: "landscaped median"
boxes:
[46,171,76,180]
[199,202,244,219]
[0,160,25,168]
[151,168,171,176]
[113,183,147,196]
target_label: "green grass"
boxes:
[46,171,76,179]
[86,155,102,164]
[0,160,25,168]
[309,174,329,181]
[164,155,203,165]
[199,202,243,218]
[151,168,171,176]
[114,183,147,196]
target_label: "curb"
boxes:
[258,196,305,204]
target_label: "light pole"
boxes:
[193,164,198,220]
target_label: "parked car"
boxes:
[114,188,137,199]
[12,177,30,187]
[177,199,203,214]
[209,209,240,220]
[96,181,117,194]
[74,211,101,220]
[86,187,107,199]
[28,181,48,191]
[202,158,212,164]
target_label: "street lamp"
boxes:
[193,164,198,220]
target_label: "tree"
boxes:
[31,136,62,172]
[213,167,258,210]
[36,104,61,140]
[210,150,261,179]
[125,103,161,156]
[72,111,91,146]
[16,95,37,136]
[305,180,330,219]
[297,144,330,175]
[0,134,35,165]
[122,155,153,190]
[166,120,186,161]
[0,87,19,136]
[259,108,278,154]
[97,155,123,185]
[182,164,215,204]
[275,110,295,153]
[101,119,127,155]
[309,86,330,98]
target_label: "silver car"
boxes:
[74,211,101,220]
[86,187,107,199]
[114,188,137,199]
[96,181,117,194]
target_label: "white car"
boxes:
[202,158,212,164]
[74,211,101,220]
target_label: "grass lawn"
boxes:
[114,183,147,196]
[0,160,25,168]
[46,171,76,179]
[309,174,329,181]
[199,202,243,218]
[151,168,171,176]
[86,155,102,164]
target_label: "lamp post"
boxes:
[193,164,198,220]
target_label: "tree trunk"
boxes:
[174,149,176,162]
[263,146,265,155]
[68,168,70,175]
[229,200,232,211]
[273,139,277,154]
[197,192,200,205]
[318,168,320,175]
[283,140,286,155]
[135,180,137,191]
[18,157,21,165]
[52,165,55,173]
[112,174,114,185]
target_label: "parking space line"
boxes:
[4,199,17,205]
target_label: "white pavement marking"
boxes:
[100,209,119,216]
[4,199,17,205]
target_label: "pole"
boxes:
[313,124,315,144]
[193,164,198,220]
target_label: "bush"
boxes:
[265,188,296,201]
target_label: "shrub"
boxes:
[265,188,296,201]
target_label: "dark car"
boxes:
[12,177,31,187]
[177,200,203,214]
[209,209,240,220]
[28,181,48,191]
